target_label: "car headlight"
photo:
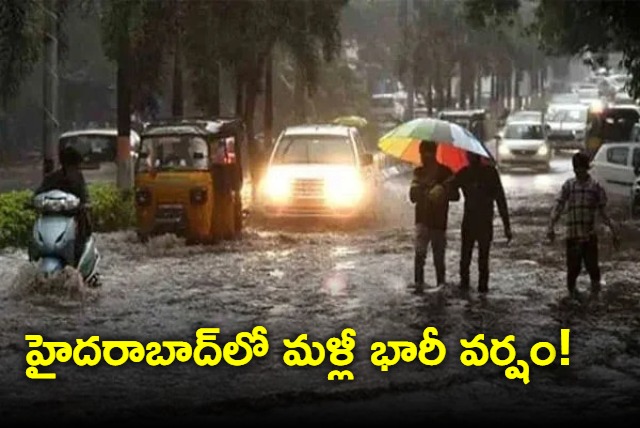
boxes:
[498,143,510,156]
[263,170,291,203]
[537,144,549,156]
[324,170,363,207]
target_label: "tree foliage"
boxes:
[531,0,640,97]
[0,0,43,107]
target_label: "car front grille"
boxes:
[292,179,324,199]
[511,149,537,156]
[549,133,578,141]
[156,204,185,220]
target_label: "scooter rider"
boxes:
[35,146,92,266]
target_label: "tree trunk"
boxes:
[235,68,244,118]
[264,52,273,153]
[476,72,482,109]
[514,68,522,110]
[171,33,183,117]
[490,72,498,103]
[426,76,433,116]
[435,59,444,112]
[468,67,476,109]
[210,60,220,116]
[445,76,452,108]
[116,23,133,192]
[293,62,306,123]
[506,67,513,111]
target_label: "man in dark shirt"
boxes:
[449,152,512,293]
[409,140,459,292]
[35,146,92,266]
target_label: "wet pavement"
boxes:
[1,154,639,424]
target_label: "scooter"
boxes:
[28,190,101,287]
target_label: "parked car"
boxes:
[549,92,580,105]
[589,142,640,208]
[259,124,381,221]
[496,120,552,172]
[370,93,404,123]
[58,128,140,184]
[545,103,588,151]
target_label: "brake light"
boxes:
[190,187,208,204]
[135,188,151,206]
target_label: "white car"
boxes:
[58,128,140,183]
[506,110,542,124]
[260,124,380,220]
[370,93,405,123]
[496,120,552,172]
[590,142,640,210]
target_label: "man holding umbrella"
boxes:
[410,140,459,292]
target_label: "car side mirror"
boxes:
[359,153,374,166]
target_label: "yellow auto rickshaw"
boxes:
[134,117,245,244]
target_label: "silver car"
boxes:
[545,104,588,151]
[496,120,552,172]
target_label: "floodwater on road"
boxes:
[0,156,639,424]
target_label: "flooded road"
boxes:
[1,155,639,424]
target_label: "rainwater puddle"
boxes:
[334,261,356,271]
[331,246,360,257]
[269,269,285,279]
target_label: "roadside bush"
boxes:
[0,184,135,249]
[88,184,135,232]
[0,190,36,248]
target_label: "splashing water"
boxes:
[10,263,93,303]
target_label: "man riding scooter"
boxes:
[35,146,93,267]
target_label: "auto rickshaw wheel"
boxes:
[233,194,243,238]
[137,232,150,244]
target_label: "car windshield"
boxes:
[272,134,355,164]
[509,111,540,122]
[548,108,587,123]
[59,134,117,163]
[137,135,209,171]
[577,88,599,98]
[371,97,394,108]
[550,93,579,104]
[504,124,543,140]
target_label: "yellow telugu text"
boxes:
[24,326,269,380]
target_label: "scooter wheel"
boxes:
[87,273,102,288]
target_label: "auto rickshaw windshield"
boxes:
[137,135,209,171]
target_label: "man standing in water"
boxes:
[547,151,619,297]
[448,152,512,293]
[409,140,459,292]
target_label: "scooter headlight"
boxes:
[41,197,79,213]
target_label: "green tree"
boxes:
[0,0,43,107]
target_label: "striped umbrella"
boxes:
[378,117,494,172]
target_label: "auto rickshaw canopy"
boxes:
[437,109,489,142]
